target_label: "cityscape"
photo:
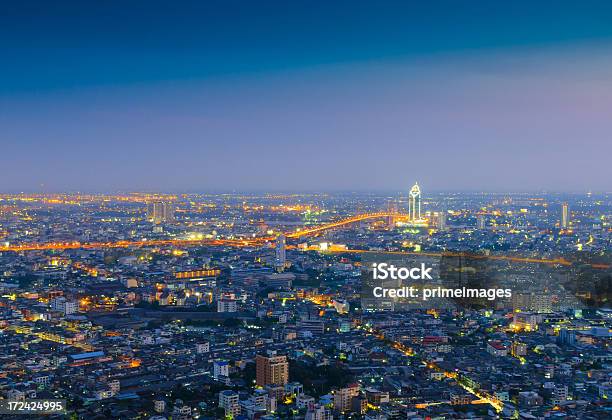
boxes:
[0,187,610,419]
[1,2,612,419]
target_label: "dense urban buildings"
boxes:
[0,188,609,419]
[3,2,612,418]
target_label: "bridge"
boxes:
[0,212,402,252]
[0,212,609,269]
[325,248,579,267]
[285,211,402,238]
[0,238,268,252]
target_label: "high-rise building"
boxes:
[561,202,569,228]
[408,183,422,221]
[477,214,486,230]
[511,312,539,332]
[557,328,576,346]
[275,234,286,270]
[256,353,289,387]
[213,360,229,379]
[387,200,398,228]
[305,404,333,420]
[511,341,527,357]
[148,201,175,224]
[219,390,241,417]
[217,299,237,313]
[532,293,552,313]
[513,292,552,313]
[333,383,360,413]
[437,211,447,231]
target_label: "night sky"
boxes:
[2,1,612,192]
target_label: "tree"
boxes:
[223,318,242,328]
[16,274,37,288]
[289,360,354,396]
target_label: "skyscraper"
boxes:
[148,201,175,224]
[275,234,286,271]
[561,202,569,228]
[557,328,576,346]
[387,200,398,228]
[408,182,421,221]
[256,353,289,387]
[477,214,486,230]
[333,383,360,413]
[437,211,447,231]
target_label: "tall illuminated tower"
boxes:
[408,182,421,221]
[275,234,286,271]
[561,202,569,228]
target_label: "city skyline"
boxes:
[2,2,612,192]
[1,4,610,419]
[0,188,609,418]
[1,187,609,195]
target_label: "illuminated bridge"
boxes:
[0,238,268,252]
[285,211,402,238]
[0,211,609,269]
[0,212,403,252]
[326,248,579,267]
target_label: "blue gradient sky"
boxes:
[1,1,611,192]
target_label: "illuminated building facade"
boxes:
[217,299,237,313]
[256,353,289,387]
[561,202,569,228]
[148,201,175,224]
[437,210,447,231]
[275,234,286,270]
[511,341,527,357]
[408,182,422,221]
[174,269,221,279]
[219,391,241,417]
[477,214,486,230]
[333,383,360,413]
